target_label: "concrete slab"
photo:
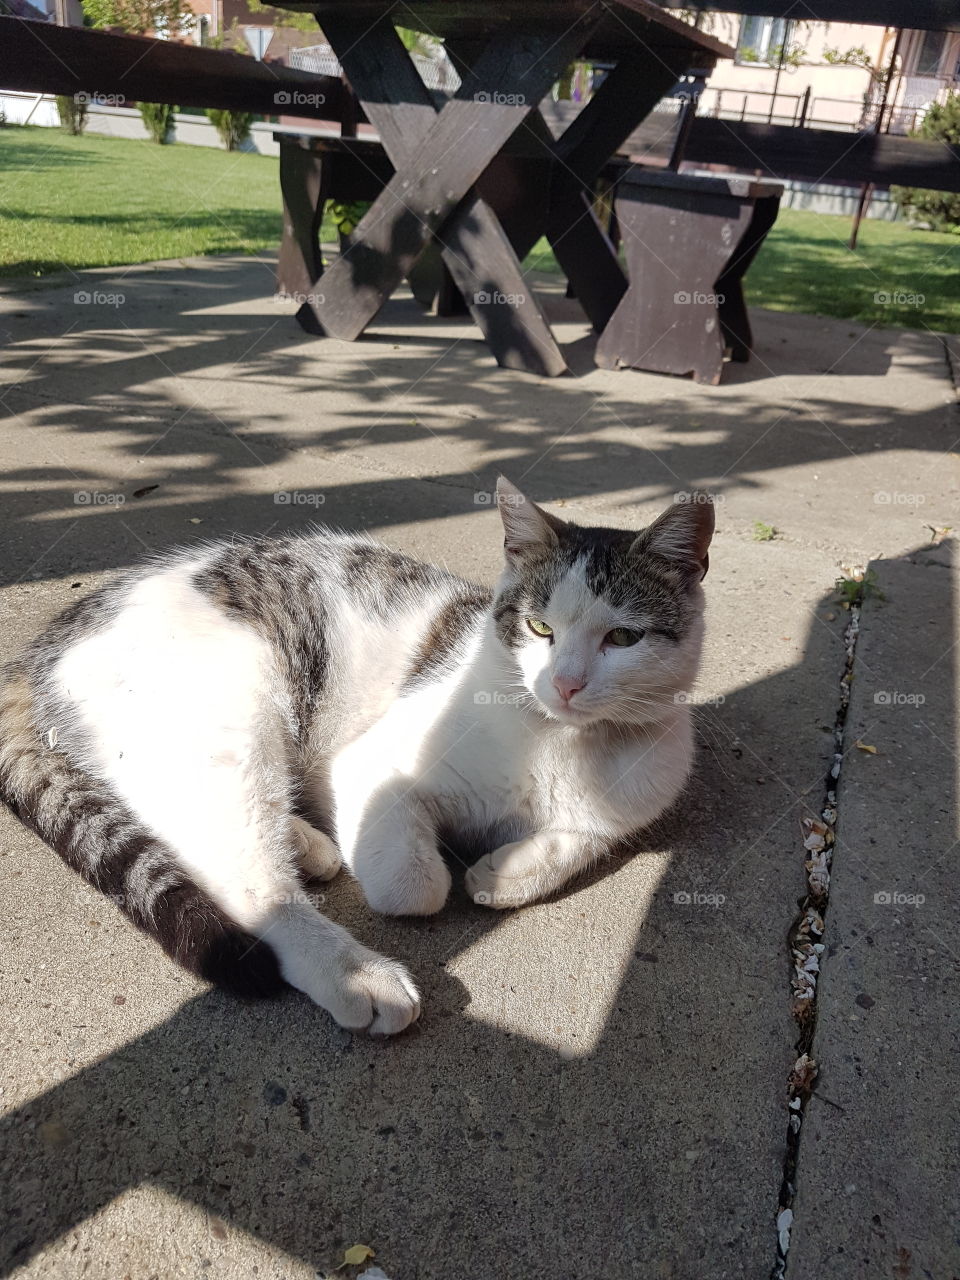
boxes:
[0,257,958,1280]
[785,543,960,1280]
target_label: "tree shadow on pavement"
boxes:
[0,258,954,588]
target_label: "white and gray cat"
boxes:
[0,478,713,1035]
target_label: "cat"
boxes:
[0,477,713,1036]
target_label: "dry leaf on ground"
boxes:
[339,1245,375,1268]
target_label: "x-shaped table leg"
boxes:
[504,48,694,333]
[303,11,600,376]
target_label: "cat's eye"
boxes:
[527,617,553,638]
[604,627,643,647]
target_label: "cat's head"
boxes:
[492,477,714,728]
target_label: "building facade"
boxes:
[675,13,960,133]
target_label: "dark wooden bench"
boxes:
[275,133,398,312]
[595,168,783,385]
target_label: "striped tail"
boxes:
[0,668,283,998]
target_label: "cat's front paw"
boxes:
[356,842,452,917]
[465,839,548,909]
[319,947,421,1036]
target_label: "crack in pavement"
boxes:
[772,585,864,1278]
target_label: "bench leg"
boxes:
[277,143,329,307]
[406,242,445,311]
[716,194,781,361]
[545,173,627,332]
[716,282,752,363]
[435,264,468,316]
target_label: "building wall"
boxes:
[888,27,960,131]
[677,16,886,129]
[19,0,84,22]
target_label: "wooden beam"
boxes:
[554,48,688,181]
[0,17,346,119]
[682,119,960,193]
[579,106,960,194]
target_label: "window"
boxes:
[915,29,946,77]
[736,16,790,65]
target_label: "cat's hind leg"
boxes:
[53,568,419,1034]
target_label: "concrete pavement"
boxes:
[0,258,957,1280]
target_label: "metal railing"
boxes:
[701,86,866,131]
[699,83,956,135]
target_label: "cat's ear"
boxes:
[632,494,715,580]
[496,476,565,560]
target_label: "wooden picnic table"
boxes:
[271,0,733,376]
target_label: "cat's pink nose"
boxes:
[553,675,585,703]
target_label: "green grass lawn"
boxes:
[2,125,959,333]
[0,125,287,277]
[740,208,960,335]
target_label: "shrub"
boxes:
[328,200,369,240]
[892,92,960,232]
[81,0,193,35]
[138,101,177,144]
[205,108,254,151]
[56,95,88,135]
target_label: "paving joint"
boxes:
[772,580,864,1278]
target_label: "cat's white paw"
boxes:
[357,844,452,917]
[291,816,342,881]
[466,839,549,909]
[319,947,421,1036]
